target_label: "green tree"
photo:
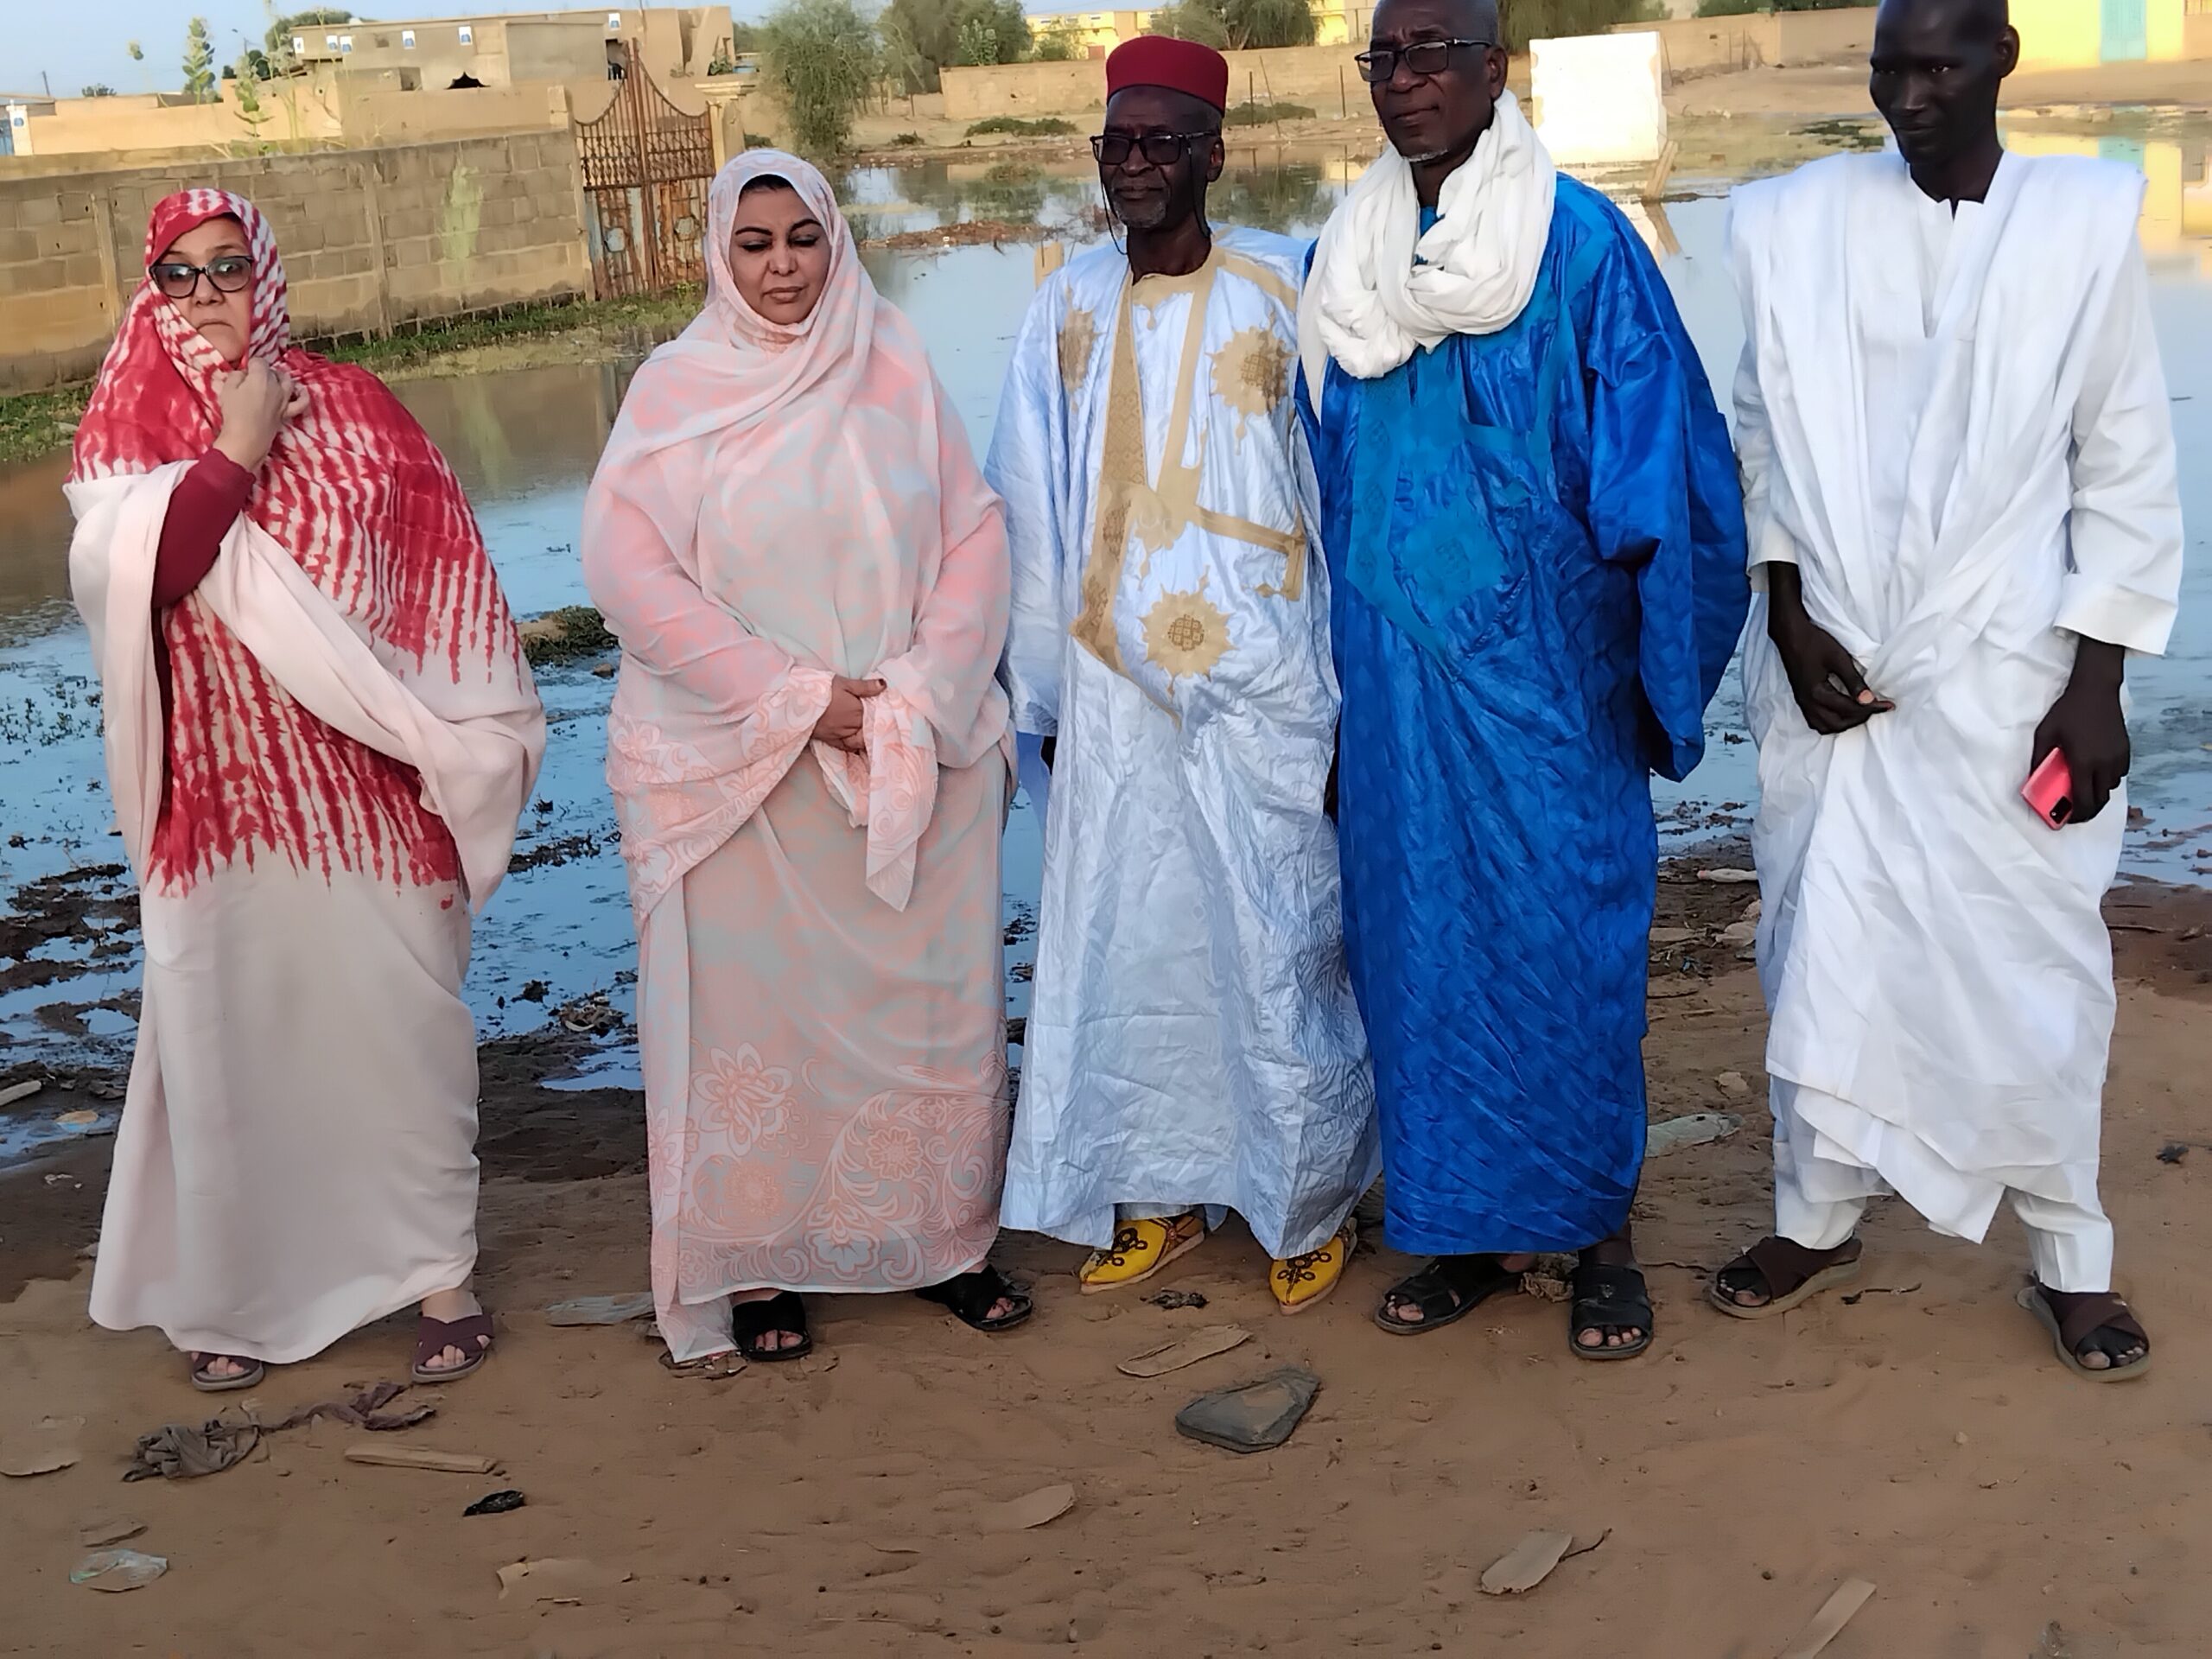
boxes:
[879,0,1030,92]
[1217,0,1317,50]
[266,8,354,60]
[182,17,219,104]
[232,48,274,149]
[80,84,118,97]
[1496,0,1664,47]
[1694,0,1858,14]
[1147,3,1231,48]
[760,0,879,156]
[1032,24,1082,61]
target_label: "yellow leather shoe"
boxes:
[1078,1211,1208,1294]
[1270,1217,1358,1316]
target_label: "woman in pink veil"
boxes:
[582,151,1020,1363]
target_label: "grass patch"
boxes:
[1224,101,1315,127]
[0,388,89,467]
[518,605,617,666]
[964,116,1078,137]
[0,289,704,468]
[888,131,924,147]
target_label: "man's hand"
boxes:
[2031,639,2130,823]
[211,362,306,474]
[812,676,883,753]
[1766,564,1892,735]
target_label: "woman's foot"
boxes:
[732,1290,813,1361]
[188,1352,265,1393]
[1078,1211,1208,1294]
[2018,1283,2151,1382]
[916,1265,1033,1332]
[1271,1217,1358,1316]
[413,1287,494,1381]
[1373,1252,1527,1334]
[1710,1235,1863,1319]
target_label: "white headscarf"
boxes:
[1298,90,1557,416]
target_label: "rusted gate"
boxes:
[573,43,714,299]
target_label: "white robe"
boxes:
[1729,152,2183,1262]
[987,230,1377,1260]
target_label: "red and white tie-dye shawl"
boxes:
[66,188,543,908]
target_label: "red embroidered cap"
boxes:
[1105,35,1230,111]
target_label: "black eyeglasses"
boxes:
[149,255,253,299]
[1355,37,1492,84]
[1090,130,1217,168]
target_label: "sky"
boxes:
[0,2,780,101]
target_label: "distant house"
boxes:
[2012,0,2212,71]
[283,6,731,95]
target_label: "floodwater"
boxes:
[1,121,2208,1096]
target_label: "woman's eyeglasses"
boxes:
[149,256,253,300]
[1090,130,1215,168]
[1355,37,1491,84]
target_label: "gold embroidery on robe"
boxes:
[1067,248,1310,697]
[1211,327,1294,439]
[1058,308,1097,394]
[1142,582,1233,682]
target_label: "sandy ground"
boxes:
[4,865,2210,1656]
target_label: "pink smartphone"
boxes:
[2023,751,2075,830]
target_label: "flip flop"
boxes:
[732,1291,814,1363]
[916,1265,1033,1333]
[189,1352,265,1394]
[1568,1260,1654,1361]
[2016,1283,2151,1383]
[1708,1236,1862,1321]
[412,1312,494,1382]
[1373,1254,1519,1336]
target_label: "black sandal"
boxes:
[2016,1284,2152,1383]
[732,1291,813,1363]
[1373,1254,1520,1336]
[916,1265,1033,1333]
[1569,1260,1654,1361]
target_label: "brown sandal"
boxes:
[2016,1284,2151,1383]
[412,1313,494,1382]
[1709,1236,1863,1320]
[189,1352,265,1393]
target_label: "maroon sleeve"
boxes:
[152,449,254,611]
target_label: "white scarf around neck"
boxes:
[1299,90,1557,416]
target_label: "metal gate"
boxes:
[574,43,715,299]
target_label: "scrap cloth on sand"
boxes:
[585,152,1014,1363]
[1732,152,2183,1291]
[988,226,1378,1260]
[67,188,543,1364]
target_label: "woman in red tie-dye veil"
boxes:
[66,190,544,1391]
[583,151,1020,1365]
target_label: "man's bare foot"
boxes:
[1573,1231,1651,1355]
[2027,1285,2150,1376]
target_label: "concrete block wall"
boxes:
[0,131,591,393]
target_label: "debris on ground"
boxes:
[1714,1071,1752,1100]
[1779,1578,1877,1658]
[861,218,1063,251]
[54,1108,100,1128]
[0,1414,83,1477]
[546,1292,657,1326]
[2157,1142,2189,1165]
[71,1548,168,1592]
[464,1489,527,1516]
[124,1415,261,1481]
[342,1445,499,1475]
[659,1350,747,1380]
[1696,868,1759,885]
[270,1381,434,1433]
[496,1557,633,1603]
[0,1078,43,1109]
[1646,1112,1742,1158]
[79,1517,146,1548]
[980,1482,1075,1532]
[1478,1529,1575,1595]
[1143,1288,1209,1310]
[556,991,624,1035]
[1117,1325,1251,1379]
[1174,1367,1320,1454]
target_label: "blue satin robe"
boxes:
[1300,180,1749,1253]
